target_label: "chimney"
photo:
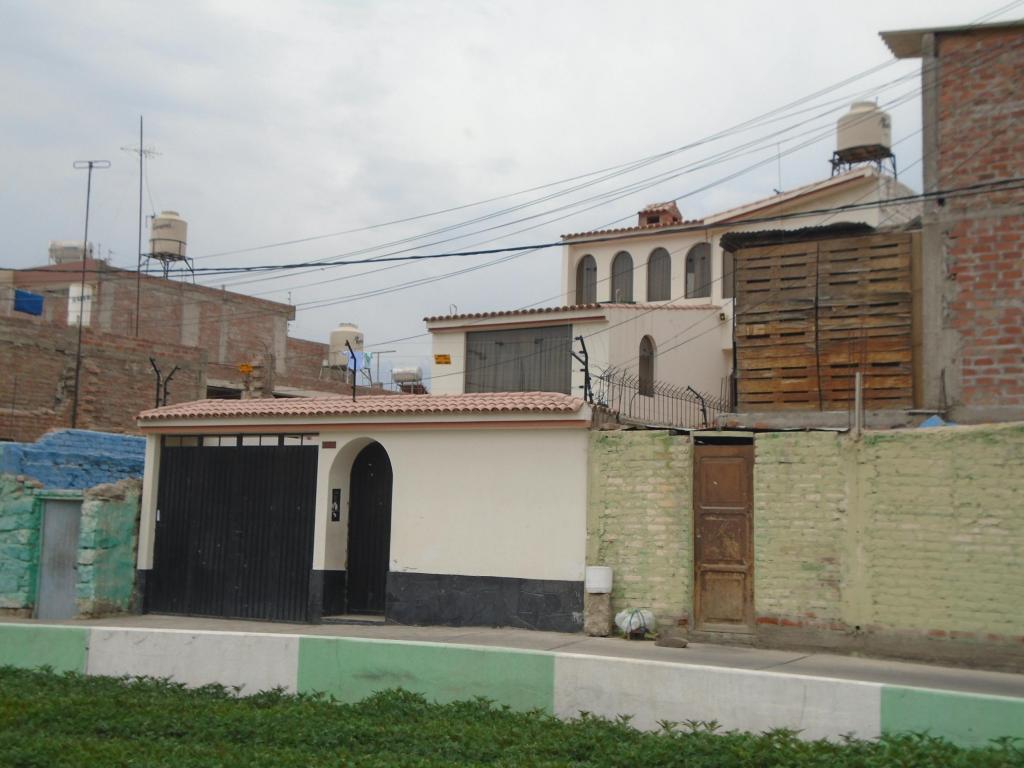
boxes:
[637,202,683,228]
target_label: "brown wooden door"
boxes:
[693,442,754,632]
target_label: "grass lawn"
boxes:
[0,667,1021,767]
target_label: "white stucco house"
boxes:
[427,167,915,405]
[136,393,591,630]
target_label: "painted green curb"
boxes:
[0,624,88,674]
[881,685,1024,748]
[297,637,555,713]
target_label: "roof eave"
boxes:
[880,20,1024,59]
[703,169,877,226]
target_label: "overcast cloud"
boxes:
[0,0,1002,375]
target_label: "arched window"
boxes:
[575,255,597,304]
[611,251,633,303]
[685,242,711,298]
[647,247,671,301]
[639,335,655,396]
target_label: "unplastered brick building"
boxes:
[0,259,358,442]
[882,20,1024,422]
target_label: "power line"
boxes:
[15,17,1018,348]
[216,77,921,291]
[212,14,1021,296]
[191,58,907,264]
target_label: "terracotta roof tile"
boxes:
[560,218,704,241]
[425,304,601,322]
[424,302,717,323]
[139,392,585,422]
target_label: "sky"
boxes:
[0,0,1011,381]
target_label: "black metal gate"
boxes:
[147,443,318,622]
[346,442,393,614]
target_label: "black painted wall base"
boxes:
[386,572,583,633]
[135,569,149,614]
[307,570,324,624]
[322,570,347,615]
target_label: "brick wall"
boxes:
[0,477,39,615]
[755,425,1024,667]
[0,314,205,442]
[0,430,144,489]
[587,430,692,627]
[753,432,847,629]
[7,265,356,414]
[13,263,294,369]
[77,479,141,616]
[0,477,141,617]
[588,424,1024,669]
[932,28,1024,419]
[860,426,1024,642]
[285,336,330,380]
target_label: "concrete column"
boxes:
[136,433,161,570]
[918,32,959,412]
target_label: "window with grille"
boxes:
[465,325,572,394]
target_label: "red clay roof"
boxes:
[424,302,717,323]
[561,218,704,241]
[138,392,585,422]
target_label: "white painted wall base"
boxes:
[86,627,300,695]
[554,653,882,741]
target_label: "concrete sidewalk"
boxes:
[5,614,1022,699]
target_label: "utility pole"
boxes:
[70,159,110,430]
[121,117,160,337]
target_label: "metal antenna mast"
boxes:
[121,118,160,337]
[70,159,111,429]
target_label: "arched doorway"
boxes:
[347,441,393,614]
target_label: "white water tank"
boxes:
[48,240,93,264]
[150,211,188,260]
[391,366,423,384]
[328,322,363,368]
[836,102,892,160]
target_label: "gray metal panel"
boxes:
[36,500,82,620]
[464,325,572,394]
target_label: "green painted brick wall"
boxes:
[754,423,1024,641]
[0,476,140,617]
[76,479,141,615]
[297,637,554,712]
[860,425,1024,638]
[753,431,848,626]
[588,430,692,627]
[589,423,1024,650]
[0,477,41,612]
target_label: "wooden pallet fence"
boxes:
[734,232,916,411]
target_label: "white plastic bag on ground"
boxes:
[614,608,657,634]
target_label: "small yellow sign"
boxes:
[238,363,254,375]
[434,354,452,365]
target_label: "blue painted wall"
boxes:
[0,430,145,490]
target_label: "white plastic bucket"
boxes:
[584,566,613,594]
